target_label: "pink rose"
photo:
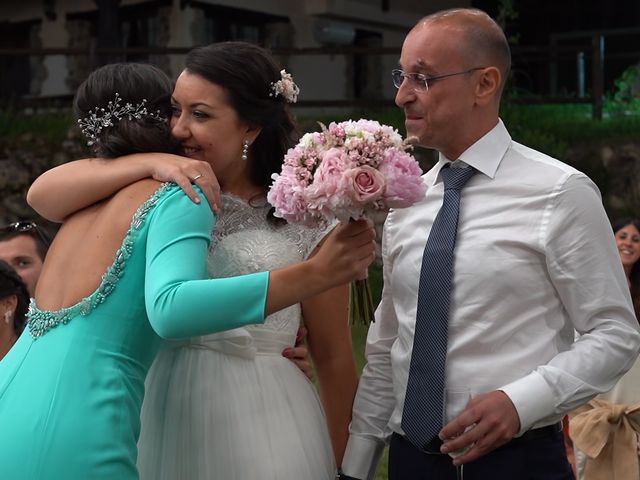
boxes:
[345,165,386,204]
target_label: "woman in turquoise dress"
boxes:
[0,63,375,480]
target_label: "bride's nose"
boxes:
[170,113,190,141]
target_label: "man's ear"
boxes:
[474,67,501,106]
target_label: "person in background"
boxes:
[570,218,640,480]
[340,8,640,480]
[614,218,640,318]
[0,260,29,359]
[0,221,51,296]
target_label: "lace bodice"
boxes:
[206,193,330,338]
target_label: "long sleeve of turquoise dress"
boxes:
[144,185,269,338]
[0,183,271,480]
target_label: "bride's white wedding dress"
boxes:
[137,193,336,480]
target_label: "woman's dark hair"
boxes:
[74,63,180,158]
[0,260,30,336]
[184,42,299,191]
[613,217,640,321]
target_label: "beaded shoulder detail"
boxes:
[28,182,174,339]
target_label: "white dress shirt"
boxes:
[342,119,640,479]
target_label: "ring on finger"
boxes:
[192,173,203,181]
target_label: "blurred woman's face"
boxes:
[615,223,640,270]
[169,70,258,185]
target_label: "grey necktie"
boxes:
[401,164,476,450]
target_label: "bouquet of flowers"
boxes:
[267,119,427,324]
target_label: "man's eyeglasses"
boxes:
[1,221,51,248]
[391,67,486,92]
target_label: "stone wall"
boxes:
[0,127,86,234]
[596,143,640,217]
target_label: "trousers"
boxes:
[388,425,575,480]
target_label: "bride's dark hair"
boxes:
[74,63,180,158]
[184,42,299,191]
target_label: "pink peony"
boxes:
[306,149,349,203]
[267,167,312,224]
[379,149,427,208]
[315,148,351,183]
[305,150,351,221]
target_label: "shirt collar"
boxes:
[432,119,511,185]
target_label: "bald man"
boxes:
[340,8,640,480]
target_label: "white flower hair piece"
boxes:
[77,92,166,146]
[269,69,300,103]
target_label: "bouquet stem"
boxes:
[349,277,375,325]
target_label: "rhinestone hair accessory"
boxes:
[269,69,300,103]
[77,93,166,146]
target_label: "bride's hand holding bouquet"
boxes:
[268,119,427,324]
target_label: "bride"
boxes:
[27,42,358,479]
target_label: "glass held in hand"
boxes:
[443,387,474,457]
[443,387,473,480]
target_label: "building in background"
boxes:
[0,0,469,108]
[4,1,636,110]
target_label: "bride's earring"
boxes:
[241,140,250,161]
[4,310,12,325]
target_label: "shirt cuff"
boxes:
[499,371,556,435]
[341,434,386,480]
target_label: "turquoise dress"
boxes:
[0,183,269,479]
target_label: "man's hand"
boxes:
[439,390,520,465]
[282,326,315,380]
